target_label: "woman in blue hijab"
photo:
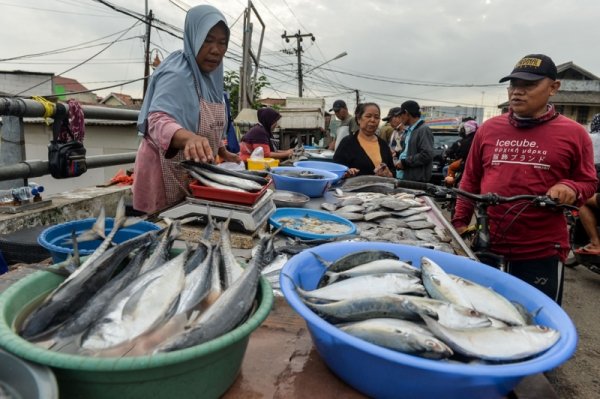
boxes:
[133,5,240,214]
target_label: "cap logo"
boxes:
[515,57,542,69]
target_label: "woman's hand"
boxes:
[172,129,214,163]
[345,168,359,178]
[218,147,241,163]
[374,163,393,178]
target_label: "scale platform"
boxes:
[159,190,276,233]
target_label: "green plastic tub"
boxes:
[0,268,273,399]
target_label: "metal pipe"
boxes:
[0,153,137,181]
[0,97,139,120]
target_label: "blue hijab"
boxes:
[137,5,228,135]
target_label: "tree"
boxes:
[224,70,270,119]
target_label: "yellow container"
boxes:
[247,158,279,171]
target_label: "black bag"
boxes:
[48,103,87,179]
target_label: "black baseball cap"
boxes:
[382,107,403,121]
[329,99,347,112]
[499,54,557,83]
[400,100,420,117]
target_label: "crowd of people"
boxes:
[131,4,600,305]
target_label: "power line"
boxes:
[13,20,141,96]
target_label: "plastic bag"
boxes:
[250,146,264,160]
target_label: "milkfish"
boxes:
[311,249,400,274]
[339,318,453,359]
[421,315,561,362]
[297,273,426,302]
[320,259,420,286]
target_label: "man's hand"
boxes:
[547,183,576,205]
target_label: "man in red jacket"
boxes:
[452,54,598,304]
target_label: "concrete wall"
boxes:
[0,72,53,97]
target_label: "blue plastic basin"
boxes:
[269,167,337,198]
[38,218,161,263]
[280,242,578,399]
[293,161,348,184]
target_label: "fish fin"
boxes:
[122,217,144,228]
[112,196,127,230]
[92,206,107,239]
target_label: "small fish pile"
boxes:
[294,250,560,363]
[271,169,326,179]
[19,200,272,357]
[277,215,352,236]
[181,160,270,193]
[321,190,454,252]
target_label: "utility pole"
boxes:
[142,2,153,98]
[282,30,315,97]
[355,90,360,108]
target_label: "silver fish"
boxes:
[339,318,453,359]
[218,218,245,288]
[189,170,248,192]
[311,249,400,273]
[189,166,263,192]
[139,220,180,275]
[157,235,271,352]
[336,204,365,214]
[322,259,420,285]
[449,275,527,326]
[82,248,189,351]
[298,273,426,302]
[420,257,473,309]
[364,211,390,222]
[176,240,214,314]
[321,202,338,212]
[421,315,560,361]
[20,230,158,339]
[333,211,364,221]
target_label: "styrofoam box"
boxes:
[279,108,324,130]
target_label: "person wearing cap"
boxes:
[452,54,598,304]
[333,102,395,177]
[393,100,434,182]
[328,99,359,151]
[381,107,405,156]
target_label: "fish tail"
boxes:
[309,251,331,268]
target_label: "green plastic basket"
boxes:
[0,267,273,399]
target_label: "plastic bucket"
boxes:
[0,349,58,399]
[37,219,161,263]
[269,167,337,198]
[281,242,578,399]
[293,161,348,184]
[0,268,273,399]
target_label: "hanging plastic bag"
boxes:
[250,146,264,160]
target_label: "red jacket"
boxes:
[452,113,597,261]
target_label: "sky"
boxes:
[1,0,600,120]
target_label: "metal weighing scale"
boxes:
[159,189,276,233]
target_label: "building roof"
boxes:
[54,76,89,93]
[557,62,600,81]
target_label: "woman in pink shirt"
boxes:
[133,5,239,214]
[239,108,293,162]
